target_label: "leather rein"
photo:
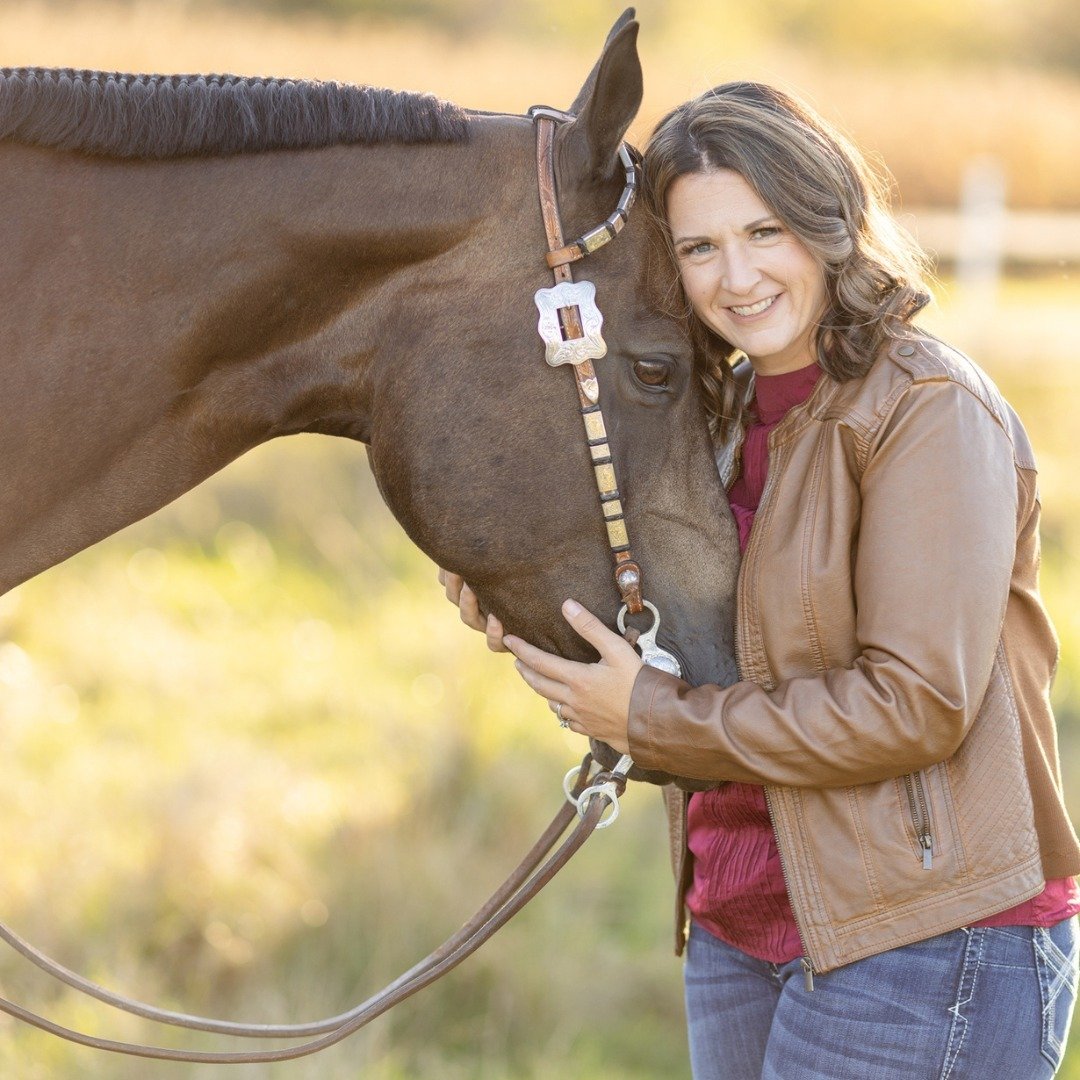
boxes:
[0,107,681,1063]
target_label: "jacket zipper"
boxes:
[725,437,744,493]
[763,785,818,989]
[742,448,821,987]
[902,772,934,869]
[733,399,831,989]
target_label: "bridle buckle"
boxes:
[534,280,607,367]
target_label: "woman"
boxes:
[443,82,1080,1078]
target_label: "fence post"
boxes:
[956,156,1006,312]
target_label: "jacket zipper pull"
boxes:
[801,956,815,992]
[921,833,933,870]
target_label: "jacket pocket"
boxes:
[861,761,961,909]
[785,765,964,927]
[900,770,935,869]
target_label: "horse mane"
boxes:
[0,67,470,159]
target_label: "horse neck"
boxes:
[0,120,530,592]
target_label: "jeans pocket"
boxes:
[1034,919,1080,1070]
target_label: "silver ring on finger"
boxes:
[556,702,570,729]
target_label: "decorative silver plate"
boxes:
[533,280,607,367]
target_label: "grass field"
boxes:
[2,2,1079,1076]
[0,442,690,1079]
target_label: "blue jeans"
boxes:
[684,917,1079,1079]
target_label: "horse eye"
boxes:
[633,359,672,388]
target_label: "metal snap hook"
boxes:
[617,600,683,677]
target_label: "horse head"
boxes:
[362,13,740,780]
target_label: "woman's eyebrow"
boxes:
[743,215,778,231]
[672,216,778,246]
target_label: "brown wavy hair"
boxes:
[642,81,932,442]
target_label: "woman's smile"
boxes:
[728,295,779,318]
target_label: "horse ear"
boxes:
[562,12,642,181]
[567,7,637,114]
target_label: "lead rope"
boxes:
[0,755,634,1062]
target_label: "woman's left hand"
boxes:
[503,599,644,755]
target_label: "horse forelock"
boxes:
[0,68,470,159]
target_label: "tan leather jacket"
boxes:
[628,332,1080,974]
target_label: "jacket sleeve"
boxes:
[627,378,1020,788]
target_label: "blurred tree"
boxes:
[195,0,1080,72]
[205,0,620,35]
[1022,0,1080,71]
[765,0,1008,66]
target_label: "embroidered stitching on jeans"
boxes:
[1034,926,1078,1067]
[942,928,983,1079]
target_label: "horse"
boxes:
[0,12,740,789]
[0,7,744,1064]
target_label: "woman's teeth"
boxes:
[730,296,777,316]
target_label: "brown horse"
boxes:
[0,13,739,784]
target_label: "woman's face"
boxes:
[667,168,827,376]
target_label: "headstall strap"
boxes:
[530,108,643,615]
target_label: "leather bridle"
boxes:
[528,105,681,680]
[0,106,681,1063]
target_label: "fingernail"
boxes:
[563,599,582,617]
[513,659,523,672]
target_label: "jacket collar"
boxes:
[713,358,841,488]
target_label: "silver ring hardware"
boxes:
[617,600,683,678]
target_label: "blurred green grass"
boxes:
[0,439,689,1078]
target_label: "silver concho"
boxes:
[534,280,607,368]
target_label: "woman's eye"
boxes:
[678,242,711,257]
[751,226,781,240]
[633,359,672,388]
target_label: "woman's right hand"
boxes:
[436,568,508,652]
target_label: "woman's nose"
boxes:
[720,246,762,295]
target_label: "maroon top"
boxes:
[687,361,1080,962]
